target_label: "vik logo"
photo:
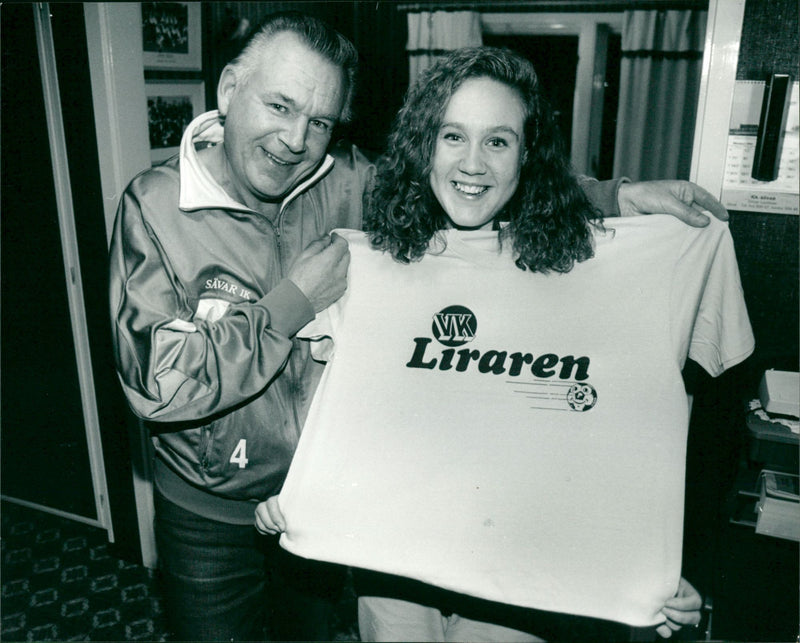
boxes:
[408,305,592,382]
[432,305,477,347]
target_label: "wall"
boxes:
[729,0,799,385]
[682,1,798,638]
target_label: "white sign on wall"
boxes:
[721,80,799,215]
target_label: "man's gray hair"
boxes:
[230,11,359,122]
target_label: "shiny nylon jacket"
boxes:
[109,134,374,519]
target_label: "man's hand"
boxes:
[255,496,285,536]
[656,577,703,638]
[288,233,350,313]
[618,180,729,227]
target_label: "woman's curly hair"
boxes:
[365,46,602,273]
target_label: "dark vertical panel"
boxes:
[736,0,799,80]
[49,3,144,562]
[596,33,622,180]
[0,3,96,518]
[344,1,409,153]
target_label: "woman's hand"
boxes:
[656,577,703,638]
[255,495,286,536]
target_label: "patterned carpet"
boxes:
[1,501,360,642]
[1,501,167,642]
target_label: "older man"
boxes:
[109,11,727,642]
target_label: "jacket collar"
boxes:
[179,110,335,214]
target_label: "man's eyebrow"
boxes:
[264,92,298,109]
[269,92,339,123]
[312,112,340,123]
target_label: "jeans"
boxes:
[154,491,346,641]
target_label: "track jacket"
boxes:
[109,110,624,525]
[109,111,374,523]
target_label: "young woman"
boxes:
[365,46,598,274]
[366,47,692,641]
[256,47,749,641]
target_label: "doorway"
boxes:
[482,32,621,179]
[482,35,578,148]
[0,5,137,554]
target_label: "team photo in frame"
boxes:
[142,2,202,71]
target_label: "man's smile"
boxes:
[260,146,298,167]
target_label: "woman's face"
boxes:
[429,77,526,230]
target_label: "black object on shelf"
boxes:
[751,73,792,182]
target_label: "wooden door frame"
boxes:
[83,1,158,568]
[690,0,747,194]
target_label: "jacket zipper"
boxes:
[274,209,304,439]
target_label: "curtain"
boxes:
[612,10,707,181]
[406,11,482,82]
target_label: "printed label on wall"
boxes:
[722,80,799,214]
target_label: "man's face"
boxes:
[429,77,525,230]
[218,32,346,204]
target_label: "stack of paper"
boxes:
[756,470,800,541]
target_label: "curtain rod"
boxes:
[395,1,708,12]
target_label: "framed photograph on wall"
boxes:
[146,80,205,164]
[142,2,202,71]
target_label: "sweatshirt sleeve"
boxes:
[580,178,627,217]
[108,187,314,423]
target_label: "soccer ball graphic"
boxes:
[566,383,597,412]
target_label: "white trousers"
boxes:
[358,595,545,642]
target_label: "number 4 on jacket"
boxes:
[230,439,249,468]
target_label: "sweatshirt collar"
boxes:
[179,110,335,213]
